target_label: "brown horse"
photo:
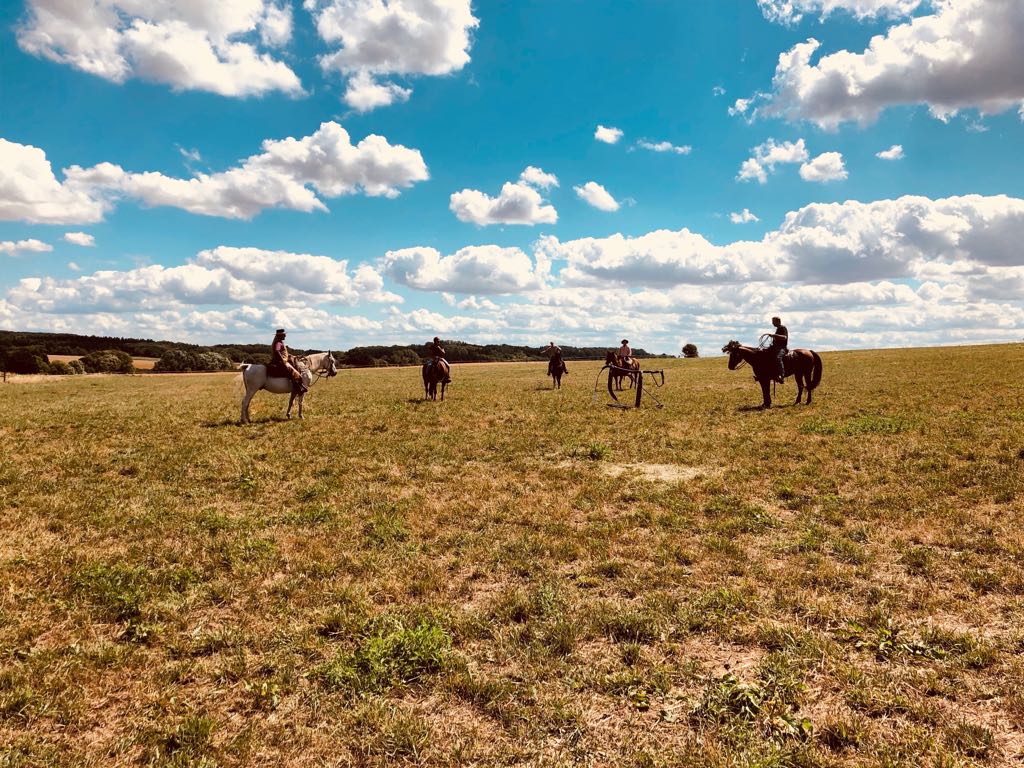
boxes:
[721,341,822,408]
[422,359,450,400]
[605,351,639,390]
[547,353,568,388]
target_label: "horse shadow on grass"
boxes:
[203,415,291,428]
[736,402,798,413]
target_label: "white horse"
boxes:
[239,351,338,423]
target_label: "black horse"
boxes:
[722,340,822,408]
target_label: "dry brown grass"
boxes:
[1,344,1022,766]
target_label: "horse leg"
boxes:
[440,381,446,401]
[795,373,804,405]
[240,390,254,424]
[287,391,294,418]
[760,378,771,408]
[297,392,304,419]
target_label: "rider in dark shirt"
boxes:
[428,336,450,382]
[429,336,445,362]
[767,317,788,383]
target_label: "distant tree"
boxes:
[154,350,234,372]
[682,344,699,358]
[4,347,50,374]
[48,360,73,375]
[67,359,85,374]
[81,349,135,374]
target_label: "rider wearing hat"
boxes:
[271,328,307,393]
[544,341,568,376]
[618,339,633,366]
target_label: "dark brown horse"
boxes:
[721,341,822,408]
[422,359,450,401]
[605,351,639,390]
[547,353,568,388]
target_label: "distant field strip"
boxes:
[0,345,1022,766]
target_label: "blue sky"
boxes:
[1,0,1023,352]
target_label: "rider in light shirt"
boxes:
[271,328,306,393]
[618,339,633,365]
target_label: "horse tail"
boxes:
[236,366,248,399]
[809,351,823,390]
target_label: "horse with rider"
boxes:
[240,328,338,422]
[722,317,822,408]
[544,341,568,388]
[606,339,640,390]
[422,336,452,400]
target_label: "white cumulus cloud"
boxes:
[731,209,760,223]
[1,238,52,256]
[799,151,848,182]
[519,166,559,190]
[0,123,428,223]
[308,0,478,111]
[450,170,558,226]
[636,140,692,155]
[756,0,1024,128]
[0,139,112,224]
[737,138,809,183]
[594,125,624,144]
[6,245,400,313]
[381,244,545,293]
[343,70,412,112]
[17,0,302,97]
[877,144,905,160]
[64,232,96,247]
[574,181,620,212]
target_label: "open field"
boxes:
[1,345,1023,767]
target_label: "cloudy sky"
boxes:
[1,0,1023,353]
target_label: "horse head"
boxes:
[325,351,338,377]
[722,340,745,370]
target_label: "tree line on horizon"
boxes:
[0,330,673,375]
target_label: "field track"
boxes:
[1,345,1023,766]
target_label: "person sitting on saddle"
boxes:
[618,339,633,366]
[270,328,307,394]
[544,341,567,375]
[428,337,451,381]
[766,316,788,384]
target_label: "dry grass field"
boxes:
[1,345,1023,767]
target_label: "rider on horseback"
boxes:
[428,337,451,382]
[618,339,633,366]
[271,329,307,394]
[766,317,788,384]
[545,341,568,376]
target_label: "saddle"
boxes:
[267,360,290,379]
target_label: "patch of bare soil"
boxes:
[600,463,716,483]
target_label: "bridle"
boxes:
[299,354,337,385]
